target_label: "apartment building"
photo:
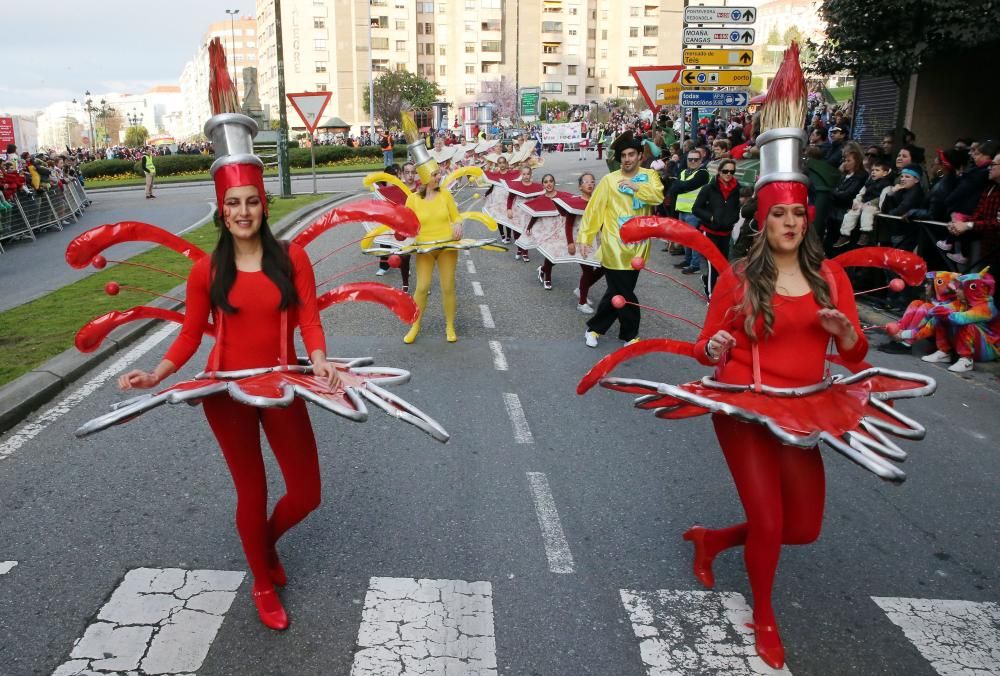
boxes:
[255,0,683,127]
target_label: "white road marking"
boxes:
[0,324,178,463]
[472,280,484,296]
[175,202,217,236]
[872,596,1000,675]
[502,393,533,444]
[467,258,477,274]
[351,576,498,676]
[488,340,509,371]
[620,589,792,674]
[0,561,17,575]
[53,567,245,676]
[479,304,495,329]
[526,472,575,574]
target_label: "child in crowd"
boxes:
[836,157,894,247]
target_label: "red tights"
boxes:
[578,265,605,305]
[203,395,321,591]
[705,416,825,627]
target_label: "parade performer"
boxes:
[516,173,562,288]
[368,161,417,291]
[577,131,665,346]
[484,155,519,243]
[504,149,545,262]
[577,43,936,669]
[566,173,605,313]
[67,41,449,632]
[922,267,1000,372]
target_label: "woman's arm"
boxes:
[828,263,868,362]
[692,186,712,226]
[290,244,327,358]
[694,268,739,365]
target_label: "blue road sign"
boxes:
[679,91,750,108]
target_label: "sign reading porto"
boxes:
[683,28,756,46]
[681,69,753,87]
[680,91,750,108]
[683,6,756,23]
[683,49,754,67]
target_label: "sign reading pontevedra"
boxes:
[681,69,753,87]
[683,27,755,46]
[683,6,756,23]
[679,91,750,108]
[683,48,754,67]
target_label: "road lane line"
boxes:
[488,341,509,371]
[0,324,178,463]
[175,202,217,236]
[479,304,495,329]
[0,561,17,575]
[526,472,575,574]
[502,393,533,444]
[873,596,1000,675]
[53,567,245,676]
[620,589,793,674]
[351,577,497,675]
[472,280,484,296]
[467,259,477,274]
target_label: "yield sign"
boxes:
[287,92,332,134]
[629,66,684,112]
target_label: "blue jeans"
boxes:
[383,150,394,167]
[679,212,702,269]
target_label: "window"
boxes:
[643,45,657,56]
[644,25,658,37]
[543,44,559,54]
[482,0,501,7]
[466,84,476,95]
[395,20,406,30]
[568,85,577,95]
[600,86,605,94]
[316,83,328,91]
[314,39,327,49]
[629,27,638,38]
[587,47,595,58]
[645,5,657,17]
[313,18,325,29]
[630,7,639,16]
[371,15,388,28]
[417,2,433,12]
[424,22,433,34]
[465,0,475,8]
[439,45,447,55]
[585,85,595,94]
[373,59,389,72]
[465,42,475,53]
[569,7,577,14]
[567,65,577,75]
[423,43,435,55]
[481,40,501,52]
[588,28,596,39]
[439,2,448,12]
[315,61,327,73]
[541,82,562,93]
[481,62,497,73]
[568,28,577,36]
[481,19,501,31]
[396,40,407,51]
[465,64,475,74]
[372,37,389,49]
[465,21,475,32]
[602,29,607,40]
[628,47,638,57]
[395,63,407,71]
[542,21,563,32]
[439,65,447,75]
[543,64,559,74]
[600,49,607,58]
[600,68,607,77]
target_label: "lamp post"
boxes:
[127,112,144,146]
[95,99,115,148]
[367,0,375,142]
[74,91,96,151]
[225,9,241,99]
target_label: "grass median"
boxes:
[85,162,384,190]
[0,194,329,387]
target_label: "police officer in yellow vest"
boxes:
[142,148,156,199]
[667,148,709,273]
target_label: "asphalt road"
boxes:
[0,153,997,675]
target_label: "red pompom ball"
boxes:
[888,278,906,292]
[611,294,627,309]
[387,254,402,269]
[630,256,645,270]
[394,232,407,241]
[104,281,120,296]
[92,255,107,269]
[884,322,900,336]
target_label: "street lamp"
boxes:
[225,9,240,99]
[94,99,116,148]
[367,0,375,142]
[73,91,96,151]
[127,112,144,128]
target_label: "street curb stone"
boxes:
[0,191,356,435]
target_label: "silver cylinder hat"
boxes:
[753,127,809,192]
[204,112,264,175]
[407,138,433,166]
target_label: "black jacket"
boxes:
[824,140,844,168]
[831,170,868,209]
[908,173,959,222]
[692,177,742,232]
[945,164,989,216]
[859,174,893,204]
[881,184,926,217]
[667,166,709,197]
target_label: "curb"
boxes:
[0,191,359,435]
[88,172,371,194]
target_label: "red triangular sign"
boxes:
[629,66,683,112]
[287,92,332,134]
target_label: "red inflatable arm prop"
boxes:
[317,282,420,324]
[832,246,927,286]
[292,200,420,248]
[76,306,215,353]
[620,217,731,273]
[66,222,207,269]
[577,338,697,394]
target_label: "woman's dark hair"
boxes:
[541,173,556,187]
[210,210,298,314]
[718,159,737,177]
[578,172,595,186]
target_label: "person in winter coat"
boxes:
[881,165,927,250]
[830,145,869,248]
[945,140,998,217]
[693,158,742,294]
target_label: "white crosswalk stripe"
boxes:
[872,596,1000,675]
[619,589,792,675]
[52,567,245,676]
[0,561,16,575]
[351,576,498,675]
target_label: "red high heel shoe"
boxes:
[268,548,287,587]
[252,586,289,631]
[682,526,715,589]
[746,622,785,669]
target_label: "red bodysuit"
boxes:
[164,243,326,593]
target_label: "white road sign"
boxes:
[682,27,756,46]
[684,6,757,23]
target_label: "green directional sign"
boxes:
[519,88,540,119]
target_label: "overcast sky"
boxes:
[1,0,256,114]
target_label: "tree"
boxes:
[362,69,442,130]
[478,76,519,122]
[809,0,998,148]
[124,125,149,147]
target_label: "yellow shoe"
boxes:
[445,326,458,343]
[403,324,421,344]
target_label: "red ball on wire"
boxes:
[104,281,121,296]
[884,322,901,336]
[388,254,402,269]
[611,294,627,309]
[92,255,107,270]
[630,256,645,271]
[888,278,906,292]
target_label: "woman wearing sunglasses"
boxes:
[692,158,742,294]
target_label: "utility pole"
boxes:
[367,0,375,142]
[275,0,292,197]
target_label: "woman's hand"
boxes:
[567,242,576,255]
[817,308,856,342]
[705,330,736,362]
[118,370,159,391]
[311,359,341,390]
[451,223,463,240]
[506,208,514,219]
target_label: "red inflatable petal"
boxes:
[292,200,420,248]
[317,282,420,324]
[577,338,696,394]
[620,217,730,273]
[66,222,207,269]
[832,247,927,286]
[76,306,216,353]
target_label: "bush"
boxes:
[79,159,136,179]
[148,154,215,176]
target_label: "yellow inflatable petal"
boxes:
[361,224,395,250]
[443,165,485,187]
[363,172,412,197]
[458,211,498,232]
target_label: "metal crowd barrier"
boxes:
[874,213,996,274]
[0,180,90,254]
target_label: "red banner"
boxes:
[0,117,14,145]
